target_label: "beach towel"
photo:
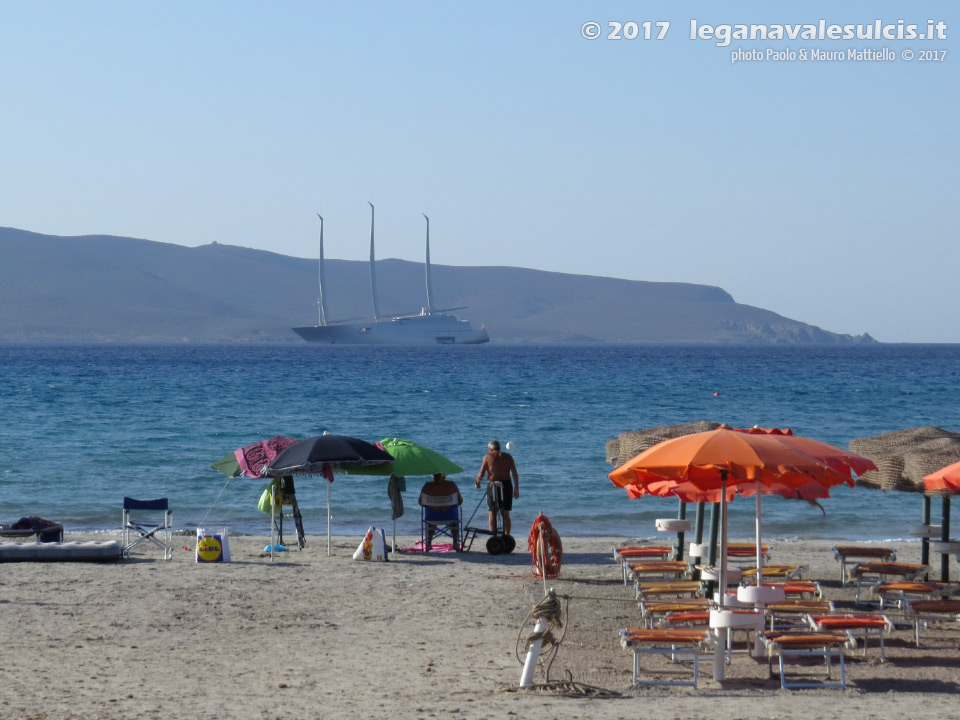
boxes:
[236,436,297,477]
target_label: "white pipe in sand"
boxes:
[520,613,550,687]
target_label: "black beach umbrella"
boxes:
[266,435,394,555]
[267,434,394,475]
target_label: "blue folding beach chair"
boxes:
[420,493,462,552]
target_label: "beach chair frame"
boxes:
[903,599,960,648]
[832,545,896,586]
[619,628,711,688]
[121,497,173,561]
[762,631,854,690]
[805,613,894,663]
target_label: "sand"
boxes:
[1,533,959,720]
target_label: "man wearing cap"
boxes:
[475,440,519,536]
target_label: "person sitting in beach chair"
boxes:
[419,474,463,552]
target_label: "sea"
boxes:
[2,343,959,544]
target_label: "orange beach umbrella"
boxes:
[924,461,960,494]
[608,426,874,682]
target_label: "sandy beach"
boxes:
[1,533,959,720]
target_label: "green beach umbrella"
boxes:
[345,438,463,477]
[211,452,243,478]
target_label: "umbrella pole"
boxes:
[922,496,931,579]
[706,501,720,596]
[755,479,764,586]
[713,469,729,683]
[694,501,705,544]
[692,501,705,581]
[942,496,951,582]
[270,483,276,563]
[676,499,687,561]
[327,481,332,556]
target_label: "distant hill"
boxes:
[0,227,874,344]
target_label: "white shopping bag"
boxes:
[352,526,387,562]
[196,527,231,563]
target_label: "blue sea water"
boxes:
[2,343,959,542]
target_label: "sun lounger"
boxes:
[661,608,763,662]
[757,581,823,599]
[765,600,835,630]
[626,560,689,584]
[638,599,710,628]
[832,545,896,585]
[0,541,123,563]
[850,562,929,604]
[806,613,894,662]
[634,580,702,602]
[761,630,855,689]
[741,564,807,580]
[903,599,960,647]
[614,545,674,584]
[619,628,712,688]
[873,581,960,611]
[727,542,771,561]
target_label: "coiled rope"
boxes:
[511,590,635,696]
[514,590,566,682]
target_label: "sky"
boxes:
[1,1,956,342]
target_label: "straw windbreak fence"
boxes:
[850,426,960,494]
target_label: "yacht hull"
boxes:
[293,314,489,345]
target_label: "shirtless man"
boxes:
[475,440,519,536]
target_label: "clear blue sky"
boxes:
[1,1,956,342]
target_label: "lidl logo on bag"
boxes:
[197,535,224,562]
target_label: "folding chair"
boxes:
[420,493,462,552]
[122,497,173,560]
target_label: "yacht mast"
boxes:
[423,213,435,315]
[368,201,381,321]
[316,213,329,326]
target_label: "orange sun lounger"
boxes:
[638,599,710,628]
[903,599,960,647]
[873,581,960,610]
[832,545,896,585]
[619,628,712,688]
[757,580,823,599]
[741,564,808,580]
[626,560,689,583]
[765,600,835,630]
[727,542,771,561]
[806,613,894,662]
[850,562,929,604]
[614,545,674,583]
[634,580,702,602]
[761,630,855,689]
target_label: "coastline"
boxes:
[1,535,958,719]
